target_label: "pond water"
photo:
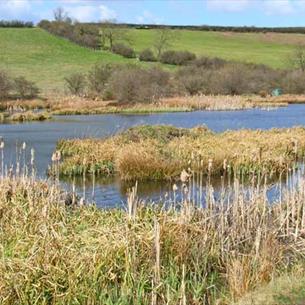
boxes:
[1,104,305,207]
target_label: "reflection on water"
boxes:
[2,104,305,206]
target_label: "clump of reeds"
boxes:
[56,125,305,181]
[9,111,51,122]
[1,164,305,304]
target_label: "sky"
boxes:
[2,0,305,27]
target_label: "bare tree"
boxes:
[53,7,67,21]
[290,45,305,72]
[53,7,72,24]
[99,20,132,50]
[153,27,178,59]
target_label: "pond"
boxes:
[1,104,305,207]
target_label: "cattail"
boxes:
[51,151,61,162]
[56,151,61,162]
[208,158,213,172]
[30,148,35,165]
[172,183,178,192]
[182,184,188,195]
[223,159,227,170]
[180,169,190,183]
[51,152,56,162]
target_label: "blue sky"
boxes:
[2,0,305,27]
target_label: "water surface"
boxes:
[1,104,305,206]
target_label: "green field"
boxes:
[131,29,297,68]
[0,27,301,93]
[0,28,133,93]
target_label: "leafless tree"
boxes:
[53,7,72,24]
[54,7,67,21]
[99,20,132,50]
[153,27,179,59]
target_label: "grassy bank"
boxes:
[0,27,302,94]
[0,28,133,93]
[1,174,305,304]
[56,125,305,180]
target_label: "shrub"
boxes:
[189,56,227,69]
[87,64,114,97]
[112,43,136,58]
[160,50,196,65]
[139,49,156,62]
[281,70,305,94]
[0,71,11,100]
[175,62,282,96]
[0,20,33,28]
[109,66,172,103]
[65,73,86,96]
[14,76,39,99]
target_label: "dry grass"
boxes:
[0,98,48,112]
[48,94,305,114]
[1,168,305,304]
[9,111,51,122]
[57,125,305,180]
[2,94,305,115]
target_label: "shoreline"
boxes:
[2,94,305,117]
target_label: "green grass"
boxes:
[0,28,134,92]
[130,29,297,68]
[0,27,301,93]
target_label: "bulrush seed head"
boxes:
[180,169,190,183]
[208,159,213,172]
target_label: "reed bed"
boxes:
[9,111,51,122]
[48,94,292,115]
[1,94,305,116]
[1,166,305,304]
[0,111,51,122]
[56,125,305,180]
[0,99,48,112]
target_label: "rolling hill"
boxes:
[0,28,133,93]
[0,27,302,94]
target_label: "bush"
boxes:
[160,50,196,65]
[65,73,86,96]
[175,62,282,96]
[109,67,172,103]
[189,56,227,69]
[139,49,156,62]
[14,77,39,99]
[112,43,136,58]
[87,64,114,97]
[281,70,305,94]
[0,20,33,28]
[0,71,11,100]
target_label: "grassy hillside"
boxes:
[0,28,134,93]
[130,29,297,68]
[0,27,301,94]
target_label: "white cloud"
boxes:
[206,0,250,12]
[61,4,116,22]
[65,5,96,22]
[136,10,163,24]
[262,0,295,15]
[0,0,32,19]
[99,4,117,20]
